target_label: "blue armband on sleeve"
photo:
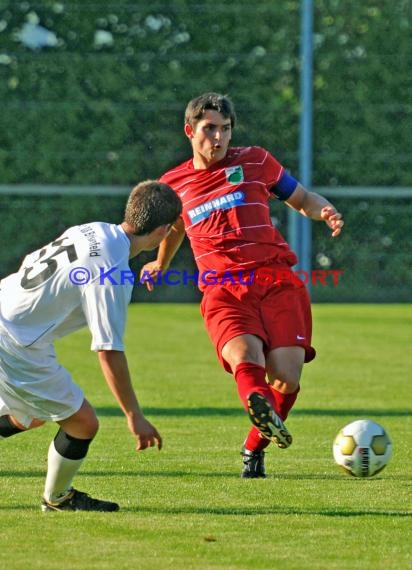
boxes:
[270,172,299,200]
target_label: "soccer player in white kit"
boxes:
[0,180,182,511]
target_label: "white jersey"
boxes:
[0,222,133,351]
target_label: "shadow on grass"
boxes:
[95,406,411,418]
[0,503,410,517]
[124,505,412,518]
[0,505,39,510]
[54,470,412,483]
[95,406,243,417]
[2,467,408,483]
[293,409,411,418]
[0,470,44,477]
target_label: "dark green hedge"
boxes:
[0,0,410,185]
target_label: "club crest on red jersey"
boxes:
[225,166,244,184]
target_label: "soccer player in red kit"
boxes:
[141,93,344,477]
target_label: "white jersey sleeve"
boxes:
[81,267,132,351]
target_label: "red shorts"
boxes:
[200,270,316,373]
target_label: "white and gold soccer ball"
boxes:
[333,419,393,477]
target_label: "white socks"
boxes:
[43,440,85,503]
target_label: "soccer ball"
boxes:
[333,419,392,478]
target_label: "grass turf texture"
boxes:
[0,303,411,570]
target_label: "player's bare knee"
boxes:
[271,377,300,394]
[79,399,99,436]
[9,416,45,431]
[83,415,99,438]
[269,365,302,392]
[58,407,99,439]
[222,335,264,369]
[29,418,46,429]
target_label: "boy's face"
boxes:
[185,110,232,168]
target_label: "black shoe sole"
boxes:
[247,392,293,449]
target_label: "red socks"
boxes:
[234,362,277,411]
[243,426,270,452]
[235,362,277,453]
[269,385,300,421]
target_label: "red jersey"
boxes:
[160,146,298,285]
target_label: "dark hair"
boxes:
[184,92,236,129]
[124,180,182,235]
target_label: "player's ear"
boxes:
[184,123,194,139]
[154,223,172,240]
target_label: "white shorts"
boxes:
[0,333,84,428]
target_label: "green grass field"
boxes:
[0,303,411,570]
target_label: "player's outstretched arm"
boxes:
[97,350,162,451]
[285,183,344,237]
[140,217,186,291]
